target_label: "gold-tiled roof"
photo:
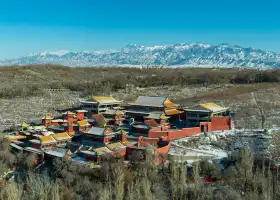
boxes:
[199,103,228,113]
[20,122,30,127]
[94,147,112,155]
[106,142,126,151]
[164,109,183,116]
[164,98,178,108]
[52,132,71,141]
[40,135,56,144]
[77,120,89,126]
[76,110,88,113]
[8,135,27,142]
[92,96,121,104]
[63,111,75,115]
[41,115,53,120]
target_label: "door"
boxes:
[201,125,205,133]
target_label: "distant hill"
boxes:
[1,43,280,68]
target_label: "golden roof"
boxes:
[27,126,47,131]
[41,115,53,120]
[91,96,122,104]
[8,135,27,142]
[76,110,88,113]
[164,98,178,108]
[94,147,112,155]
[122,140,137,146]
[67,131,76,137]
[77,120,89,126]
[81,150,97,156]
[40,135,56,144]
[115,110,124,115]
[106,142,125,151]
[52,132,71,141]
[20,122,30,127]
[63,111,75,115]
[144,113,170,120]
[164,109,183,116]
[199,103,228,113]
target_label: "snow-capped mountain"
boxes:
[1,43,280,68]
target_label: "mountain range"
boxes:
[1,43,280,68]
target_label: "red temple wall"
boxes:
[211,117,231,131]
[167,127,201,140]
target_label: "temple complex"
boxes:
[80,96,122,117]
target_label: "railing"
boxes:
[43,89,70,92]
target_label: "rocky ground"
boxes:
[170,129,274,161]
[1,83,280,132]
[0,91,81,132]
[113,83,280,129]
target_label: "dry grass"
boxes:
[2,82,280,131]
[2,66,280,131]
[0,147,280,200]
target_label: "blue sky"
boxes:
[0,0,279,59]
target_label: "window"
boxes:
[199,113,209,118]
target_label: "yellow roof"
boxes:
[199,103,228,113]
[8,135,26,142]
[115,110,124,115]
[94,147,112,154]
[122,140,137,146]
[20,122,29,127]
[81,150,97,156]
[164,98,178,108]
[164,109,183,116]
[91,96,121,104]
[41,115,53,120]
[106,142,125,150]
[52,132,71,141]
[28,126,47,131]
[67,131,76,137]
[160,114,169,120]
[77,120,89,126]
[40,135,56,144]
[63,111,75,115]
[76,110,88,113]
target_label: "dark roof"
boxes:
[66,142,82,153]
[45,147,69,158]
[86,127,106,136]
[87,119,96,124]
[184,105,211,112]
[80,140,105,148]
[49,126,65,132]
[128,96,166,107]
[10,143,23,151]
[70,156,90,165]
[125,110,152,115]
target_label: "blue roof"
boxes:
[125,110,152,115]
[70,156,90,165]
[81,140,105,148]
[86,127,106,136]
[45,147,69,158]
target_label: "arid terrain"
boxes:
[1,66,280,200]
[1,81,280,132]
